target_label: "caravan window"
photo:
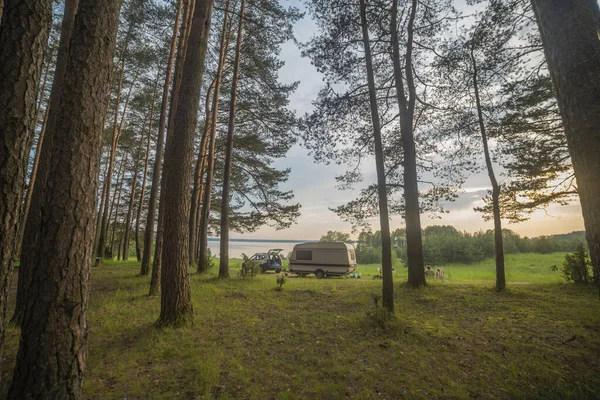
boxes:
[297,250,312,261]
[350,250,356,261]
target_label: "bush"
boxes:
[197,248,215,274]
[561,243,592,284]
[240,254,261,278]
[366,293,394,329]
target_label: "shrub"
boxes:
[275,275,286,291]
[366,293,394,329]
[240,254,261,278]
[561,243,592,284]
[197,248,215,274]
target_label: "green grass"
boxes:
[2,253,600,399]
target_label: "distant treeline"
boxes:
[355,227,587,266]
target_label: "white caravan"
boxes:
[289,242,357,279]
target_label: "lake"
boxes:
[207,238,319,259]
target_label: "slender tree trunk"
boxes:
[17,51,51,256]
[531,0,600,294]
[390,0,426,288]
[141,0,184,277]
[470,48,505,291]
[136,78,159,262]
[109,156,127,259]
[97,58,127,259]
[0,0,52,374]
[198,0,232,273]
[123,131,146,261]
[219,0,245,279]
[8,0,122,396]
[12,0,78,327]
[157,0,214,327]
[106,154,125,257]
[190,78,215,265]
[359,0,394,312]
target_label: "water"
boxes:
[207,238,319,259]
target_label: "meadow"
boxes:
[2,253,599,399]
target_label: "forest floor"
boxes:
[2,253,600,399]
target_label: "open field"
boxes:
[2,253,599,399]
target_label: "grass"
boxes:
[2,252,600,399]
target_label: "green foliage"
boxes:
[319,230,352,243]
[561,243,593,284]
[355,227,586,266]
[366,293,394,330]
[197,248,216,274]
[240,254,261,278]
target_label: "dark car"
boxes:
[249,249,284,273]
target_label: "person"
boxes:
[436,268,444,279]
[425,265,435,278]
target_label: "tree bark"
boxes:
[190,78,215,265]
[198,1,232,273]
[470,47,506,291]
[11,0,78,327]
[141,0,183,277]
[219,0,245,279]
[136,77,159,262]
[530,0,600,294]
[0,0,52,376]
[359,0,394,312]
[7,0,122,396]
[391,0,426,288]
[16,53,52,257]
[157,0,214,327]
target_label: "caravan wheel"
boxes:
[315,269,325,279]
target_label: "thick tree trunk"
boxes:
[190,78,216,265]
[149,0,195,293]
[7,0,122,396]
[0,0,52,376]
[17,52,51,257]
[123,134,146,260]
[11,0,78,327]
[471,49,506,291]
[359,0,394,312]
[531,0,600,294]
[97,59,127,259]
[198,1,232,273]
[391,0,426,288]
[136,78,158,262]
[141,0,183,277]
[219,0,245,279]
[157,0,214,327]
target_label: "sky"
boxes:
[238,0,585,241]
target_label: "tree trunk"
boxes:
[190,78,215,265]
[531,0,600,294]
[0,0,52,376]
[123,132,146,261]
[471,48,506,291]
[136,78,159,262]
[219,0,245,279]
[148,0,195,293]
[7,0,122,396]
[198,0,232,273]
[17,50,51,257]
[141,0,184,277]
[157,0,214,327]
[97,58,127,259]
[109,155,127,259]
[390,0,426,288]
[359,0,394,312]
[11,0,78,327]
